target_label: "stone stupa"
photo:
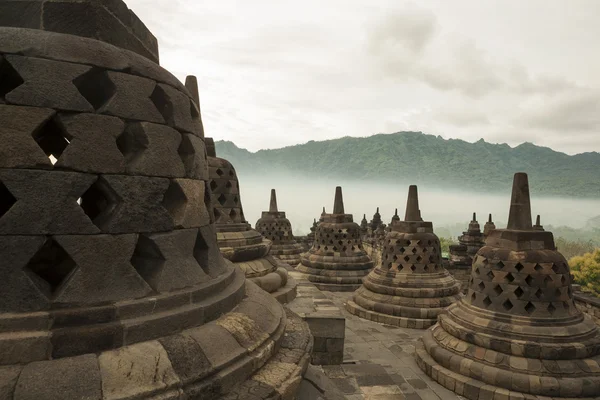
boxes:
[206,141,297,303]
[0,2,312,398]
[416,173,600,399]
[295,187,374,291]
[360,213,369,237]
[533,214,544,231]
[347,185,462,328]
[255,189,305,268]
[386,208,400,232]
[483,213,496,237]
[449,213,486,268]
[369,207,383,234]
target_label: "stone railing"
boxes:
[573,286,600,327]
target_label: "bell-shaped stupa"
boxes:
[206,141,297,303]
[416,173,600,398]
[369,207,383,233]
[449,213,486,268]
[483,213,497,237]
[255,189,305,267]
[295,187,373,291]
[347,185,462,328]
[360,213,369,236]
[0,2,312,398]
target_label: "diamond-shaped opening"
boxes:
[150,84,174,123]
[412,247,417,254]
[514,286,524,298]
[547,303,556,314]
[525,275,534,286]
[404,255,410,262]
[0,56,24,98]
[216,168,224,176]
[225,181,233,189]
[487,270,495,280]
[229,169,234,177]
[483,296,492,307]
[534,264,543,272]
[410,265,416,272]
[399,247,405,253]
[505,272,515,283]
[25,238,78,295]
[424,265,429,271]
[162,180,187,222]
[525,302,536,314]
[555,288,562,297]
[535,288,543,299]
[496,261,505,268]
[0,181,16,218]
[78,177,118,227]
[229,209,237,220]
[233,196,239,205]
[73,67,116,110]
[502,299,513,311]
[552,264,560,274]
[193,230,213,276]
[416,256,422,262]
[471,292,477,302]
[478,281,486,291]
[515,263,524,272]
[494,284,504,296]
[544,275,553,285]
[213,207,221,220]
[32,117,72,163]
[474,267,480,275]
[209,181,218,191]
[217,193,227,206]
[560,276,567,285]
[130,235,165,290]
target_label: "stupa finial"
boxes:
[185,75,200,107]
[507,173,533,230]
[333,186,345,214]
[269,189,278,213]
[536,215,541,225]
[488,213,493,223]
[472,212,477,222]
[404,185,423,221]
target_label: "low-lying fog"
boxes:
[234,173,600,238]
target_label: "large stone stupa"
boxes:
[347,185,462,328]
[295,187,374,291]
[206,141,297,303]
[416,173,600,399]
[0,3,311,398]
[255,189,305,268]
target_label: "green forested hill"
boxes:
[215,132,600,197]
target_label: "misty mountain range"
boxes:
[215,132,600,198]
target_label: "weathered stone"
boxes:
[164,179,210,229]
[152,83,199,134]
[179,134,208,180]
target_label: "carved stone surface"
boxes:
[449,213,486,270]
[255,189,305,268]
[207,144,297,303]
[416,173,600,399]
[295,187,374,292]
[483,213,496,237]
[0,4,311,398]
[346,185,462,328]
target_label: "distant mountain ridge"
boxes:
[215,132,600,197]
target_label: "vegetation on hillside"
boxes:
[569,249,600,295]
[215,133,600,197]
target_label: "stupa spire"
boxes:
[488,213,493,223]
[472,212,477,222]
[507,172,533,230]
[269,189,278,212]
[333,186,345,214]
[404,185,423,221]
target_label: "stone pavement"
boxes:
[308,291,464,400]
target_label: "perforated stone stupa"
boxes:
[416,173,600,399]
[0,2,311,398]
[206,142,297,303]
[295,187,374,291]
[255,189,305,267]
[449,213,486,268]
[346,185,462,328]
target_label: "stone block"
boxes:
[0,105,55,169]
[131,229,210,293]
[95,174,173,233]
[0,2,42,29]
[152,83,199,134]
[158,333,212,384]
[55,113,126,173]
[0,366,22,400]
[98,341,180,400]
[304,314,346,339]
[119,122,185,177]
[164,179,210,229]
[187,323,246,368]
[50,234,152,306]
[50,322,124,358]
[0,236,49,312]
[0,169,100,235]
[99,71,164,123]
[4,55,93,112]
[14,354,102,400]
[179,134,208,180]
[0,331,50,365]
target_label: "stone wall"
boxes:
[574,289,600,327]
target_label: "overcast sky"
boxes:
[127,0,600,155]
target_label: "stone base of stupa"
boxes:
[0,267,312,399]
[269,242,306,269]
[294,263,370,292]
[346,268,462,328]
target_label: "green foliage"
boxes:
[439,237,457,258]
[569,249,600,295]
[215,133,600,197]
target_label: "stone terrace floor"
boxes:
[296,288,464,400]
